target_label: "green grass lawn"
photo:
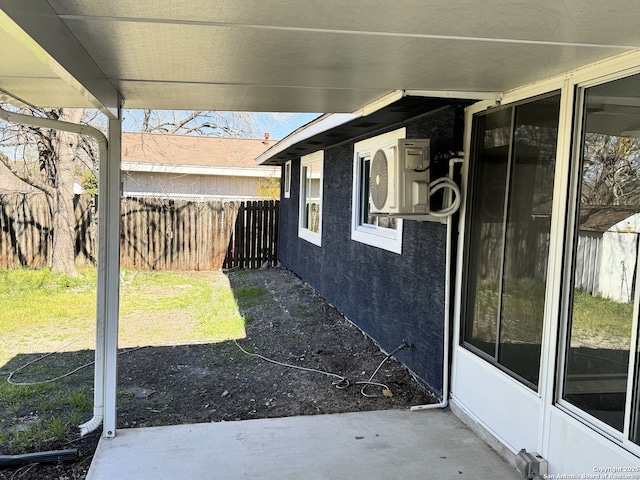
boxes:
[0,267,248,367]
[571,289,634,348]
[1,267,634,456]
[0,266,252,454]
[471,279,634,347]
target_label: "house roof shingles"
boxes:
[579,205,640,232]
[122,133,275,169]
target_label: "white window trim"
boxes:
[283,160,291,199]
[298,150,323,246]
[351,128,405,254]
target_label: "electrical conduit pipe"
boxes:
[411,155,464,411]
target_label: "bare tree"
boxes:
[581,133,640,206]
[0,107,284,274]
[0,107,85,275]
[131,110,269,137]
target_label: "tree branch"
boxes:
[167,111,201,134]
[135,110,253,137]
[0,152,54,197]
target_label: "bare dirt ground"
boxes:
[0,267,434,480]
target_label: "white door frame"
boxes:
[451,50,640,471]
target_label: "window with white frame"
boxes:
[351,129,404,254]
[298,151,323,246]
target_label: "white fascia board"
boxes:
[353,90,405,116]
[256,90,407,165]
[121,162,280,178]
[0,1,120,118]
[256,89,499,165]
[256,112,356,165]
[405,89,502,102]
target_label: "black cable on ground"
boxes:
[233,339,411,397]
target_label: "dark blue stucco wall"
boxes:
[277,105,464,397]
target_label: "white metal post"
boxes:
[102,108,122,438]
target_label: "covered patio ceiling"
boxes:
[1,1,640,118]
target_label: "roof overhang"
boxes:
[256,91,481,165]
[1,1,640,117]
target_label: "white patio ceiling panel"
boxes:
[0,31,88,106]
[61,19,624,96]
[47,0,640,47]
[1,0,640,115]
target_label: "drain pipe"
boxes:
[411,154,464,411]
[0,108,108,435]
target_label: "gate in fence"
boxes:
[223,200,279,269]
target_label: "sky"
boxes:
[0,108,322,164]
[120,110,321,141]
[255,112,320,140]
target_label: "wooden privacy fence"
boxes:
[0,193,279,271]
[224,200,279,269]
[0,193,95,268]
[120,198,239,270]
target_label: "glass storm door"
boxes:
[561,73,640,448]
[463,93,561,389]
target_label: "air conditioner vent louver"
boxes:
[370,149,389,210]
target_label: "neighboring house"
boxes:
[1,134,277,200]
[259,66,640,472]
[576,205,640,302]
[121,133,279,200]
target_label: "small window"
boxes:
[298,151,323,246]
[283,160,291,199]
[351,129,405,254]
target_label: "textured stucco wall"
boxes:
[277,105,465,397]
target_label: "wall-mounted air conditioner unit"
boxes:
[369,138,431,216]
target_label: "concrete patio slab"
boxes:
[86,409,520,479]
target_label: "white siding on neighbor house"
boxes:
[122,171,269,200]
[119,133,280,201]
[575,213,640,302]
[574,232,602,296]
